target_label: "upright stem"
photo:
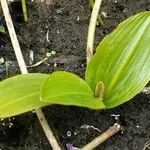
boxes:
[21,0,28,22]
[89,0,104,27]
[1,0,28,74]
[0,0,61,149]
[86,0,103,63]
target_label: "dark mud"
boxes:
[0,0,150,149]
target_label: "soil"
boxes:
[0,0,150,150]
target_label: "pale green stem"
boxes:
[86,0,103,63]
[89,0,105,27]
[21,0,28,22]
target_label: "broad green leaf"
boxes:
[0,73,49,118]
[86,12,150,108]
[41,71,105,109]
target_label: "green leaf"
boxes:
[41,71,105,109]
[0,73,49,118]
[86,12,150,108]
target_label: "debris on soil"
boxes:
[80,124,101,133]
[142,87,150,95]
[29,50,34,65]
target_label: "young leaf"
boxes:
[86,12,150,108]
[40,71,105,109]
[0,73,49,118]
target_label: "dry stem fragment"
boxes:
[81,123,121,150]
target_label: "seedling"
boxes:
[0,12,150,118]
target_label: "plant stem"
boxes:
[89,0,105,27]
[0,0,61,149]
[86,0,103,63]
[21,0,28,22]
[81,123,121,150]
[36,109,61,149]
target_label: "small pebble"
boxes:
[56,9,63,14]
[29,50,34,65]
[0,57,4,64]
[9,122,13,128]
[81,63,84,68]
[77,16,80,21]
[57,29,60,34]
[66,131,72,137]
[54,63,57,67]
[0,118,4,121]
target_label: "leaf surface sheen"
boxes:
[0,73,49,118]
[41,71,105,109]
[86,12,150,108]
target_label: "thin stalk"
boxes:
[0,0,61,149]
[81,123,121,150]
[86,0,103,63]
[21,0,28,22]
[89,0,105,27]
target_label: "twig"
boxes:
[0,0,61,149]
[81,123,121,150]
[86,0,103,63]
[143,141,150,150]
[27,57,48,68]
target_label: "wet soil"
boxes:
[0,0,150,149]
